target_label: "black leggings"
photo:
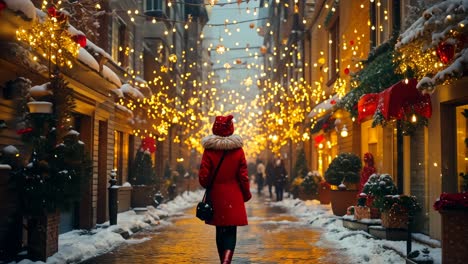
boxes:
[216,226,237,251]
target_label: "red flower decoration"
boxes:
[72,35,87,48]
[141,137,156,153]
[17,127,33,135]
[344,68,350,75]
[349,40,354,46]
[433,193,468,211]
[330,99,336,105]
[0,1,7,12]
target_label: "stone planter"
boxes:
[27,210,60,261]
[27,101,53,114]
[440,209,468,264]
[330,189,359,216]
[131,185,157,208]
[381,210,408,229]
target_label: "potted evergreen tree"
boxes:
[129,138,157,208]
[324,152,362,216]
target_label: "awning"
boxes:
[357,79,432,123]
[308,94,340,119]
[377,78,432,120]
[357,93,379,123]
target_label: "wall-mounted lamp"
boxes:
[340,125,348,138]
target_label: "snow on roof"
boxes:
[307,94,340,119]
[115,103,134,118]
[120,84,145,99]
[397,0,468,91]
[78,47,99,72]
[102,65,122,87]
[4,0,36,20]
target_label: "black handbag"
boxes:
[196,151,226,221]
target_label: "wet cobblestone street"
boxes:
[83,192,343,264]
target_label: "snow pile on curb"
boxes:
[271,198,442,264]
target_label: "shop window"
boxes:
[111,17,127,66]
[456,105,468,192]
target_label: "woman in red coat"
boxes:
[199,114,252,264]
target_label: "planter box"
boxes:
[440,209,468,264]
[330,189,359,216]
[369,225,407,241]
[118,186,132,213]
[381,211,408,230]
[131,185,157,208]
[342,218,381,232]
[27,211,60,261]
[354,206,370,220]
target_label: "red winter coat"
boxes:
[199,134,251,226]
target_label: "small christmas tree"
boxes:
[324,152,362,188]
[293,148,309,179]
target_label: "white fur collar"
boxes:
[201,134,243,150]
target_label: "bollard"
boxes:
[154,191,164,208]
[108,171,118,225]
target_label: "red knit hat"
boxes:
[212,115,234,137]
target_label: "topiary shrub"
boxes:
[324,152,362,187]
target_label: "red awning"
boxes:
[358,93,379,123]
[377,78,432,120]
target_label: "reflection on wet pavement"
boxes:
[82,193,342,264]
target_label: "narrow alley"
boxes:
[83,192,343,264]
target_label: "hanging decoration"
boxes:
[357,93,379,123]
[436,41,455,64]
[71,34,87,48]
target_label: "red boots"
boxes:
[221,250,234,264]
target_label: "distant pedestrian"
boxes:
[255,158,265,195]
[198,114,252,264]
[265,158,275,198]
[273,158,288,201]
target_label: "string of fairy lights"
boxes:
[13,0,462,161]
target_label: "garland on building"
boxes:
[337,40,403,119]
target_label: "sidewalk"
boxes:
[5,191,204,264]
